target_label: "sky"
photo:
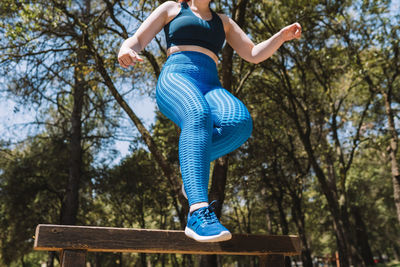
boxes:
[0,88,157,161]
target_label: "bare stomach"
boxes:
[167,45,219,65]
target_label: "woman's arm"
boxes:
[118,1,178,68]
[221,15,301,64]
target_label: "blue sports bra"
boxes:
[163,2,225,56]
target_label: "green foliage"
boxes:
[0,136,68,264]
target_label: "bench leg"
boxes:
[60,249,86,267]
[259,254,285,267]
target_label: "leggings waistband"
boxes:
[164,51,217,71]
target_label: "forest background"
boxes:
[0,0,399,266]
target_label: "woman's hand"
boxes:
[118,46,143,68]
[279,22,302,42]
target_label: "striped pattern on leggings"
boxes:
[156,51,253,206]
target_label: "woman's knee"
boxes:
[241,113,253,139]
[228,103,253,134]
[232,111,253,141]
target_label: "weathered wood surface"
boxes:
[34,224,301,256]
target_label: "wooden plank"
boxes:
[34,224,301,256]
[61,249,86,267]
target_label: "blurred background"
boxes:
[0,0,399,266]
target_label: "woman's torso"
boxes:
[164,2,227,65]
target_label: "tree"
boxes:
[0,135,70,265]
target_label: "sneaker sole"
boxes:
[182,184,188,199]
[184,227,232,242]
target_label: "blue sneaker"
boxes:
[185,201,232,242]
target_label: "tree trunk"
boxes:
[95,252,102,267]
[392,243,400,261]
[140,253,147,267]
[291,195,313,267]
[59,0,93,226]
[209,156,229,217]
[46,251,55,267]
[60,48,85,225]
[274,184,292,267]
[382,91,400,226]
[300,134,352,266]
[200,255,218,267]
[351,205,375,266]
[119,253,123,267]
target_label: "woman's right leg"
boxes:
[156,72,212,207]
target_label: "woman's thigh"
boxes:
[156,72,212,128]
[205,88,253,161]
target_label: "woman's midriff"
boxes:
[167,45,219,66]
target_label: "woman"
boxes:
[118,0,301,242]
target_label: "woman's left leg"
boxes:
[205,88,253,162]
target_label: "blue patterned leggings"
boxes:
[156,51,253,206]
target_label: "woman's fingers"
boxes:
[118,56,131,68]
[118,47,143,68]
[283,22,302,41]
[293,22,302,39]
[280,22,302,41]
[290,23,301,39]
[119,59,129,68]
[129,50,144,62]
[118,55,131,68]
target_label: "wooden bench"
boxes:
[34,224,301,267]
